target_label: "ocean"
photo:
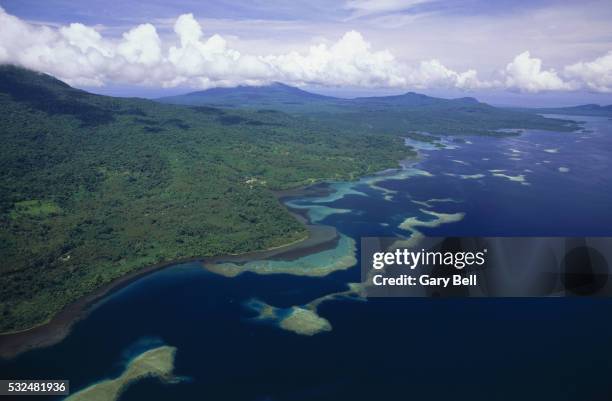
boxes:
[2,115,612,401]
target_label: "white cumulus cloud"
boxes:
[1,7,611,94]
[406,59,491,90]
[0,8,412,89]
[262,30,406,87]
[504,51,575,92]
[564,51,612,93]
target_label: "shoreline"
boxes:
[0,158,415,359]
[0,255,201,359]
[0,121,582,358]
[0,182,338,360]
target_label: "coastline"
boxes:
[0,155,418,359]
[0,182,339,360]
[0,255,199,359]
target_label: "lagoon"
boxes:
[2,115,612,401]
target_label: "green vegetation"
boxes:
[159,85,580,135]
[204,234,357,278]
[0,65,412,332]
[158,82,333,109]
[10,200,61,219]
[0,65,578,333]
[404,132,442,143]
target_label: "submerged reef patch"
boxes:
[403,134,458,150]
[356,208,468,286]
[285,201,351,223]
[308,182,367,203]
[491,172,528,185]
[246,282,365,336]
[392,209,466,250]
[399,209,465,234]
[330,166,435,203]
[287,165,434,207]
[410,198,460,208]
[246,299,331,336]
[444,173,485,180]
[280,307,332,335]
[65,345,178,401]
[361,167,433,189]
[204,234,357,278]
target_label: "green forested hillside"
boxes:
[159,85,579,135]
[0,65,582,333]
[0,66,412,332]
[159,82,336,108]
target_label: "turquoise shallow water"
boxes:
[2,115,612,401]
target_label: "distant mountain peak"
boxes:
[158,81,335,107]
[403,91,430,97]
[581,103,601,108]
[529,102,612,117]
[157,81,497,111]
[268,81,293,87]
[453,96,480,104]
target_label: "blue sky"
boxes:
[0,0,569,24]
[1,0,611,106]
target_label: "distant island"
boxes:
[515,103,612,117]
[0,64,580,335]
[539,104,612,117]
[158,82,580,136]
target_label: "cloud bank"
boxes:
[0,7,610,93]
[504,51,575,92]
[564,51,612,93]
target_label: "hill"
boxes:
[351,92,479,107]
[525,104,612,117]
[158,82,338,109]
[0,65,412,333]
[0,66,580,333]
[159,84,578,135]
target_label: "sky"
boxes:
[1,0,612,106]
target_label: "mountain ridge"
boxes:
[0,64,414,333]
[157,82,488,109]
[3,64,606,115]
[531,103,612,117]
[153,76,580,136]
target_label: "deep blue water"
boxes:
[2,115,612,401]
